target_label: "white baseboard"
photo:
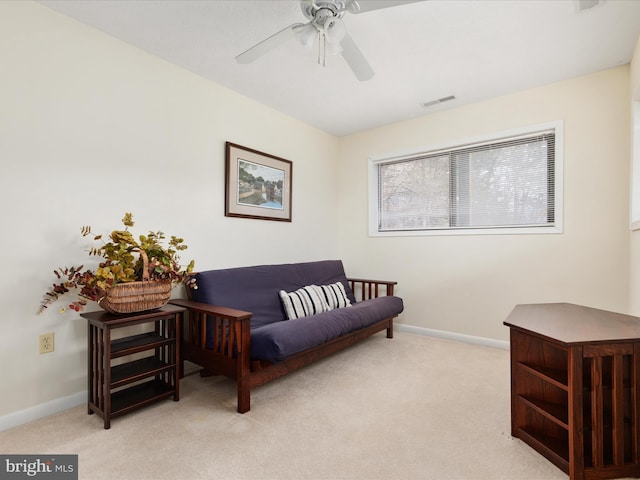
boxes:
[0,391,86,432]
[395,323,510,350]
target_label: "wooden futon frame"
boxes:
[169,278,396,413]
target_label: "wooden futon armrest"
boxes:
[169,299,252,359]
[347,278,397,300]
[169,298,252,322]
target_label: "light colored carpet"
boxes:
[0,332,569,480]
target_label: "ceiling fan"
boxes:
[235,0,422,81]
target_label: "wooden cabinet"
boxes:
[504,303,640,480]
[82,305,184,429]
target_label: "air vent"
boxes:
[576,0,604,12]
[422,95,456,108]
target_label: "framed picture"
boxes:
[225,142,292,222]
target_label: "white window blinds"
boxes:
[377,130,556,232]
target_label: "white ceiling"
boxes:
[38,0,640,137]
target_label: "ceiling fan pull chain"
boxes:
[322,34,327,67]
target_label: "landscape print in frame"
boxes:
[225,142,292,222]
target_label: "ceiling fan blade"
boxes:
[347,0,425,14]
[235,23,305,64]
[340,33,374,81]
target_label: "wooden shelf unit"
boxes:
[505,303,640,480]
[82,305,185,429]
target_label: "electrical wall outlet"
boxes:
[39,332,54,354]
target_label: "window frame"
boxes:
[368,121,564,237]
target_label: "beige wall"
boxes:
[0,1,339,420]
[629,36,640,315]
[337,67,631,341]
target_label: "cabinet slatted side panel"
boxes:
[582,344,636,476]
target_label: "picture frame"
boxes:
[225,142,292,222]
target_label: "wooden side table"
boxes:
[504,303,640,480]
[82,305,184,429]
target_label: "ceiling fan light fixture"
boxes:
[295,23,318,48]
[325,18,347,44]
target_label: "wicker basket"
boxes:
[97,250,171,314]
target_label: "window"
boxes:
[368,122,563,236]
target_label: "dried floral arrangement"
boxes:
[38,212,195,314]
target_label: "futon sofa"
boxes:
[170,260,404,412]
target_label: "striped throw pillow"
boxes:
[279,285,330,320]
[318,282,352,310]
